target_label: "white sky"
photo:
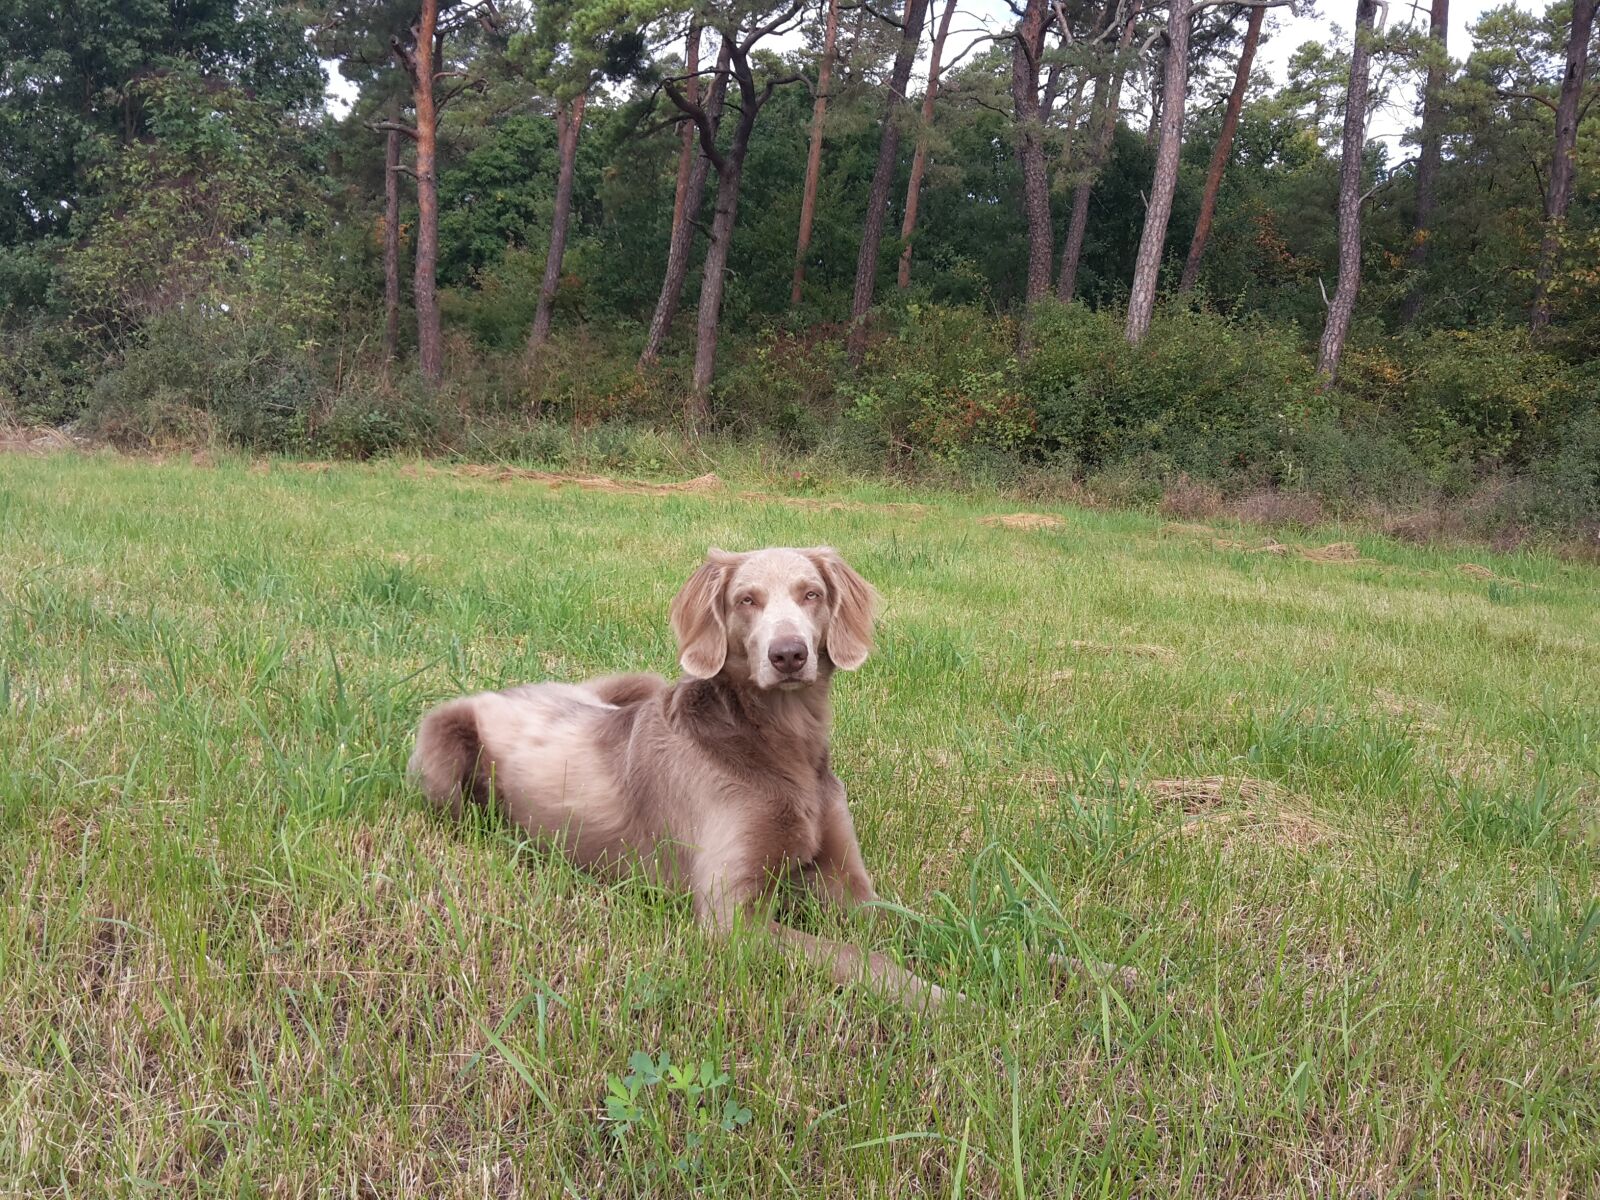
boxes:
[322,0,1544,146]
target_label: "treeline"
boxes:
[1,0,1597,538]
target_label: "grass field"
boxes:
[3,451,1598,1197]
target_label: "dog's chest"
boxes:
[757,772,829,867]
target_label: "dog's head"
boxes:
[669,546,878,689]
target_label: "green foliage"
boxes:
[1400,327,1575,465]
[1021,302,1326,476]
[600,1050,753,1178]
[0,0,322,244]
[847,304,1030,466]
[1499,882,1600,1010]
[62,70,324,330]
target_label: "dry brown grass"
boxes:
[1069,639,1179,664]
[978,512,1067,531]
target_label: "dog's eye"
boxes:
[804,590,821,601]
[738,595,755,606]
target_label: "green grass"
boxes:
[2,451,1598,1197]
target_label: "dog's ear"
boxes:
[808,547,878,670]
[670,549,736,678]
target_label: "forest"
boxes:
[2,0,1597,542]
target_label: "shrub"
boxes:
[1022,302,1325,476]
[1399,327,1574,468]
[83,307,320,449]
[846,304,1030,466]
[311,373,448,459]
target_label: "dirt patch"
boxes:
[1146,776,1280,814]
[1159,522,1219,539]
[1213,537,1289,556]
[979,512,1066,531]
[1298,541,1362,563]
[1070,639,1178,664]
[392,462,927,515]
[1178,797,1336,852]
[739,492,927,515]
[450,464,726,496]
[1370,688,1446,732]
[1211,537,1365,563]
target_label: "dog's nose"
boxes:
[768,638,809,675]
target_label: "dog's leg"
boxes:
[802,787,879,911]
[766,922,946,1012]
[691,821,946,1013]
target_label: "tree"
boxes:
[641,33,733,367]
[526,92,587,350]
[1178,1,1265,292]
[1316,0,1380,381]
[670,24,703,238]
[328,0,501,385]
[0,0,321,245]
[1399,0,1447,325]
[663,0,807,408]
[1126,0,1193,343]
[384,124,404,360]
[1530,0,1597,332]
[792,0,842,306]
[1059,4,1138,301]
[521,0,647,351]
[1011,0,1055,306]
[897,0,960,288]
[847,0,932,365]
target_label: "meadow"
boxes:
[2,450,1597,1197]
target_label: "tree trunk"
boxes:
[691,152,747,410]
[847,0,931,365]
[898,0,958,289]
[1316,0,1378,382]
[528,91,587,352]
[1126,0,1192,345]
[640,35,732,367]
[1012,0,1054,306]
[690,62,770,412]
[383,125,401,362]
[1530,0,1596,333]
[1177,2,1263,293]
[791,0,841,306]
[670,24,701,236]
[1059,11,1136,302]
[411,0,443,384]
[1398,0,1446,326]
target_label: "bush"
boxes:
[1022,302,1326,477]
[0,322,90,426]
[846,304,1030,466]
[82,307,318,449]
[311,373,448,459]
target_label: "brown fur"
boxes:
[408,547,945,1009]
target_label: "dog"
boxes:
[408,546,946,1009]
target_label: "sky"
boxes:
[322,0,1544,146]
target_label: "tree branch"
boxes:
[1497,88,1559,114]
[369,120,420,141]
[861,1,906,29]
[743,0,811,52]
[1359,157,1416,205]
[663,79,727,172]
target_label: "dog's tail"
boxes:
[408,699,489,817]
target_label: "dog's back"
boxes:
[409,678,665,862]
